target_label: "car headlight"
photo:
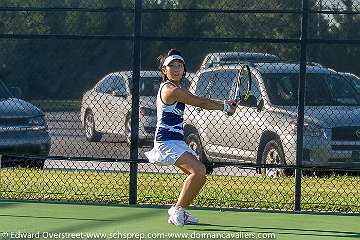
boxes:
[290,119,326,138]
[28,116,46,127]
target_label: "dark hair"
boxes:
[158,48,187,80]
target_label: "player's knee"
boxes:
[193,164,206,180]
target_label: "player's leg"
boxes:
[177,165,191,175]
[168,152,206,226]
[175,152,207,208]
[169,163,199,225]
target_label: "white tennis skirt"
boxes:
[145,140,197,165]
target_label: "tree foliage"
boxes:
[0,0,358,99]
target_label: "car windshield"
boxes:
[208,55,280,68]
[220,55,280,64]
[0,81,11,99]
[129,76,162,96]
[263,73,360,106]
[341,74,360,94]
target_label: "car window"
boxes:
[181,77,191,90]
[263,73,360,106]
[238,69,250,96]
[351,79,360,92]
[140,77,162,96]
[200,55,211,69]
[219,55,280,65]
[207,70,238,100]
[343,74,360,94]
[206,55,217,68]
[97,75,127,94]
[128,76,162,96]
[327,76,359,105]
[250,75,261,100]
[234,67,261,102]
[201,53,280,69]
[0,81,11,99]
[195,71,216,97]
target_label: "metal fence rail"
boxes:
[0,0,359,213]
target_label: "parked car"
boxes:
[0,80,50,168]
[81,70,193,146]
[199,51,281,70]
[184,62,360,176]
[81,71,161,145]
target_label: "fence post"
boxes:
[129,0,142,205]
[295,0,309,211]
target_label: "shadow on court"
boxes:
[0,202,21,209]
[0,209,159,233]
[1,202,359,240]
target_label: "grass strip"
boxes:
[0,168,359,212]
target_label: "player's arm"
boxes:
[175,88,224,110]
[162,84,235,111]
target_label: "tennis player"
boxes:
[145,49,237,227]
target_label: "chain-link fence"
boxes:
[0,0,359,213]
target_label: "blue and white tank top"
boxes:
[155,81,185,142]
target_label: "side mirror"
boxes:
[9,87,22,98]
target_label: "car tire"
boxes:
[185,133,213,174]
[125,116,131,145]
[125,116,144,147]
[84,110,102,142]
[261,139,290,177]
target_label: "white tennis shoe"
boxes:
[168,206,199,225]
[168,207,185,227]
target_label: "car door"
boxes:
[105,74,130,134]
[187,71,215,145]
[201,70,238,158]
[225,66,264,162]
[93,75,114,133]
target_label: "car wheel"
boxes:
[125,116,145,147]
[84,110,102,142]
[125,116,131,145]
[185,133,213,174]
[261,139,289,177]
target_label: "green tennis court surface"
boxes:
[0,202,359,240]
